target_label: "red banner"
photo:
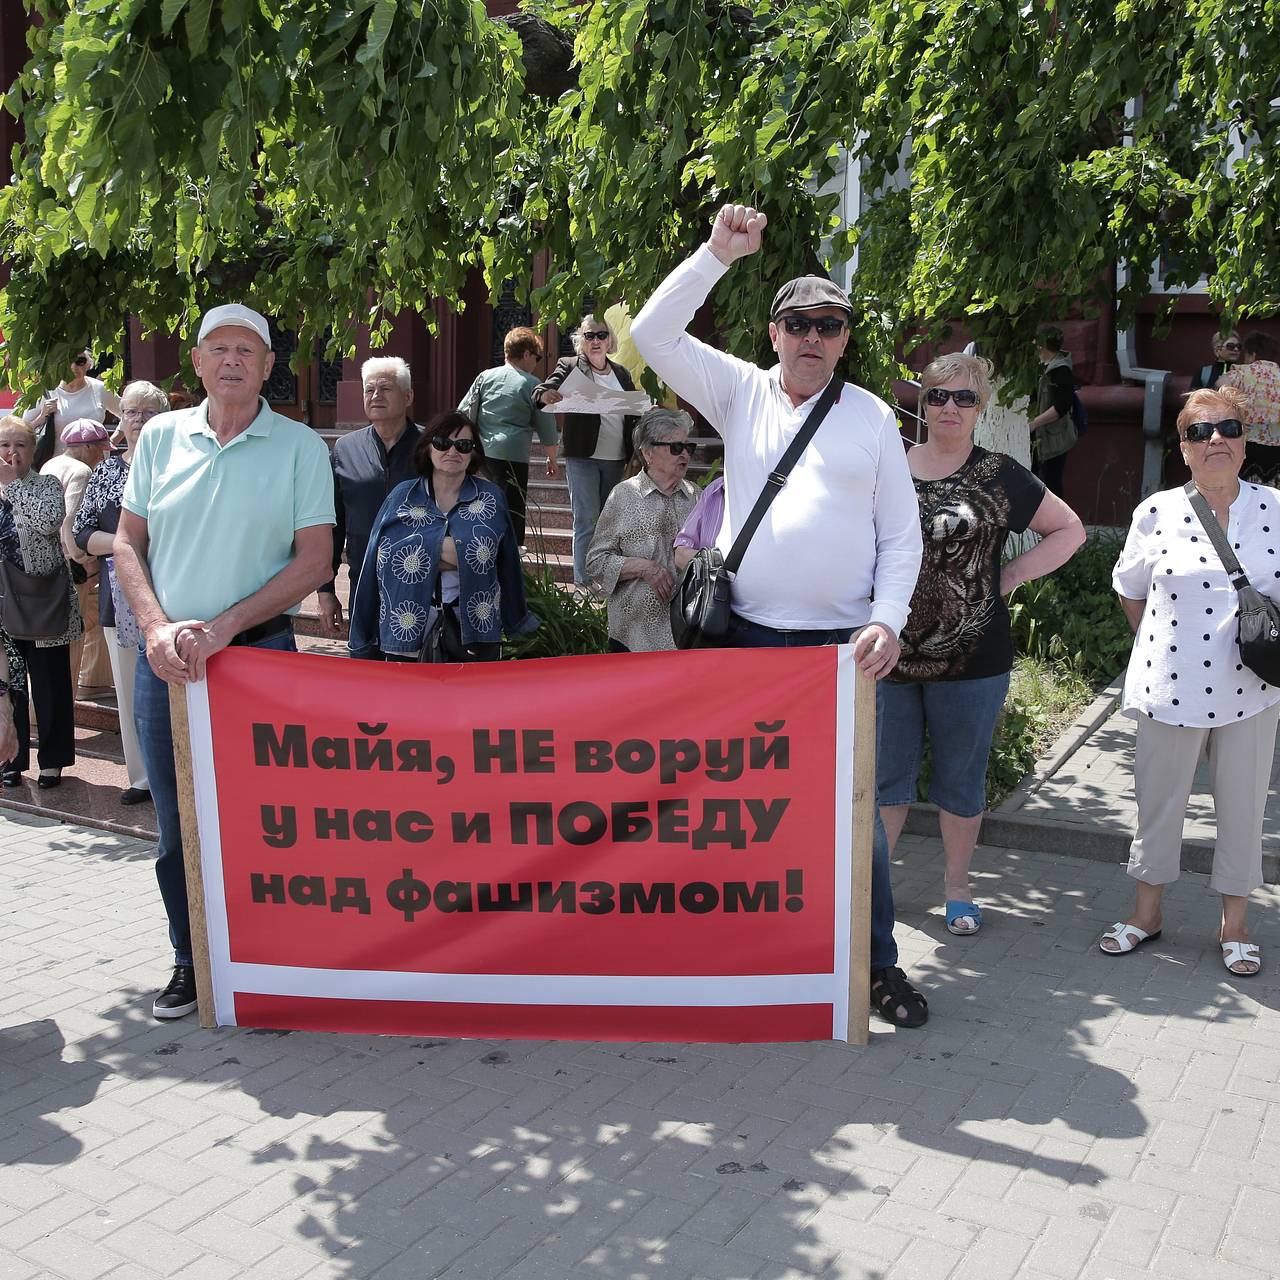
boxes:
[183,646,860,1042]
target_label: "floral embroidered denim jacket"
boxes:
[347,475,537,658]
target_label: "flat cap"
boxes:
[770,275,853,318]
[60,418,110,445]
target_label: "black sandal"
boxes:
[870,966,929,1028]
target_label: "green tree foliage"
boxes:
[1,0,521,386]
[2,1,1276,396]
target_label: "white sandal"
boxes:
[1099,922,1162,954]
[1221,940,1261,976]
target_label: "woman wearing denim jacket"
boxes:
[347,412,537,662]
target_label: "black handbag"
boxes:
[417,595,465,664]
[671,376,843,650]
[1185,480,1280,684]
[0,557,72,642]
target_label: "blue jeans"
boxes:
[727,613,898,971]
[877,671,1011,818]
[134,629,297,967]
[565,457,625,586]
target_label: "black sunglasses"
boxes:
[925,387,981,408]
[431,435,476,454]
[780,315,847,338]
[72,355,90,366]
[1183,419,1244,443]
[582,330,610,342]
[654,441,696,456]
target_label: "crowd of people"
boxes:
[1,205,1277,1027]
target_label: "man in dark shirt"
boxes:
[316,357,423,632]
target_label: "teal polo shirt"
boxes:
[123,398,335,623]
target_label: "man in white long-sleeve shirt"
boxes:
[631,202,928,1028]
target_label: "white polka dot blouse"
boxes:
[1113,483,1280,728]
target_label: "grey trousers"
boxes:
[1128,703,1280,896]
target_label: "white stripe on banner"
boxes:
[186,679,238,1027]
[831,645,856,1041]
[227,964,844,1009]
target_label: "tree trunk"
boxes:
[976,381,1037,556]
[974,380,1031,466]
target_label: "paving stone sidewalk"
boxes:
[1013,702,1280,862]
[3,809,1279,1280]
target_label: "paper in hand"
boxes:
[552,367,653,416]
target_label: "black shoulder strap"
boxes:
[724,376,844,576]
[1184,480,1250,591]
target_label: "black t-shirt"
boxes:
[893,447,1046,682]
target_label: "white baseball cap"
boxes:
[197,303,271,347]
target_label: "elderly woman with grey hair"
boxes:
[535,314,640,585]
[878,353,1084,936]
[586,407,699,652]
[71,379,169,805]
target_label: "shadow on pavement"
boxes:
[0,1019,109,1165]
[2,837,1276,1276]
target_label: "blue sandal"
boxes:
[945,900,982,935]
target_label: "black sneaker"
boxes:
[153,965,198,1020]
[120,787,152,806]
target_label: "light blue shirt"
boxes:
[123,397,335,622]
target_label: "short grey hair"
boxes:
[361,356,411,391]
[570,315,616,356]
[920,352,994,412]
[634,407,693,456]
[120,380,169,414]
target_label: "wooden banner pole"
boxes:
[845,670,876,1046]
[169,683,216,1029]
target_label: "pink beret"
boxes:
[60,419,110,445]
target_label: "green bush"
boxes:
[918,531,1127,808]
[507,567,609,659]
[1007,528,1131,683]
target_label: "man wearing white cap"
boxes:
[114,302,336,1020]
[631,202,929,1030]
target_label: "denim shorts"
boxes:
[876,670,1011,818]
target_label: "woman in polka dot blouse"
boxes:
[1103,387,1280,975]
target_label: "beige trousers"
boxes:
[1129,704,1280,897]
[69,575,114,692]
[104,627,148,791]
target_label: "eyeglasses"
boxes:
[582,330,610,342]
[654,441,696,456]
[72,356,90,366]
[924,387,981,408]
[1221,342,1242,351]
[431,435,476,454]
[1183,419,1244,443]
[780,315,848,338]
[119,408,158,422]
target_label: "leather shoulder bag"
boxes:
[0,556,72,642]
[671,376,843,650]
[1184,480,1280,685]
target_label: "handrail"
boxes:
[899,378,925,443]
[1114,275,1170,499]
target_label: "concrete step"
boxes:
[74,691,120,736]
